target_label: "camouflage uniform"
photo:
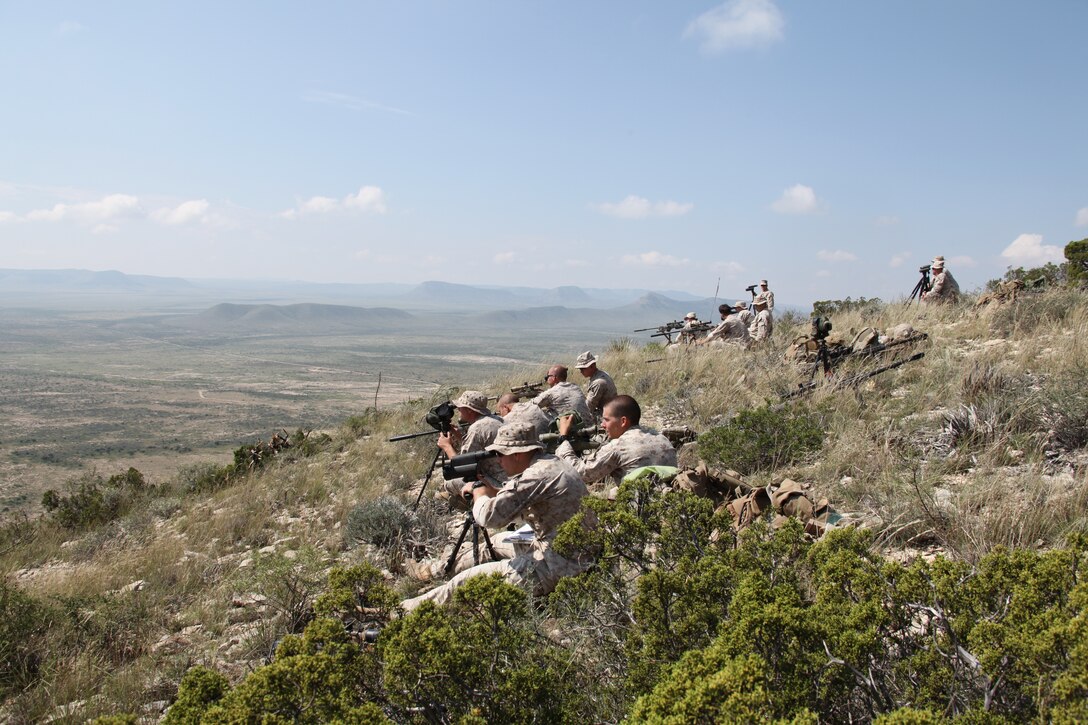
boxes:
[749,309,773,342]
[925,268,960,303]
[556,426,677,486]
[705,315,751,346]
[584,369,617,424]
[503,400,552,436]
[755,285,774,311]
[441,413,507,503]
[735,302,755,329]
[532,381,593,427]
[402,452,593,611]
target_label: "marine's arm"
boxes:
[555,438,620,484]
[471,471,549,529]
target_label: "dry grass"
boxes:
[3,288,1088,719]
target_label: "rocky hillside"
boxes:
[2,287,1087,722]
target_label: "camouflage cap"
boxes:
[574,351,598,369]
[452,390,490,415]
[760,279,768,285]
[486,422,543,455]
[684,311,697,319]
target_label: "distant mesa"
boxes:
[178,302,414,332]
[408,280,518,308]
[0,268,195,292]
[621,292,683,311]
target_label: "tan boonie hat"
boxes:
[574,351,598,368]
[684,311,697,319]
[932,255,946,269]
[486,422,543,455]
[452,390,490,415]
[735,300,748,309]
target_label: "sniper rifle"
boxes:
[651,322,713,342]
[511,380,546,399]
[781,351,927,400]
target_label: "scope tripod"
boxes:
[804,335,834,383]
[413,447,445,510]
[908,269,931,304]
[443,508,499,576]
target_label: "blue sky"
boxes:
[1,1,1086,306]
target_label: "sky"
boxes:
[1,0,1086,306]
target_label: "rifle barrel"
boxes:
[388,429,440,442]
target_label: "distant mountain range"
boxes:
[0,268,816,338]
[0,268,710,314]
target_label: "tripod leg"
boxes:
[479,527,499,562]
[413,448,445,510]
[472,522,480,565]
[443,515,474,576]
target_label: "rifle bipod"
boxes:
[443,512,499,576]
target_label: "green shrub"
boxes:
[343,496,413,548]
[1066,238,1088,287]
[985,261,1066,291]
[623,524,1088,722]
[161,665,231,724]
[380,575,586,723]
[697,404,825,475]
[289,428,332,457]
[812,296,884,318]
[313,562,401,631]
[177,461,234,494]
[41,468,151,530]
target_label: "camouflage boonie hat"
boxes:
[486,422,543,455]
[735,300,748,309]
[452,390,490,415]
[932,255,946,269]
[684,311,697,320]
[574,351,598,369]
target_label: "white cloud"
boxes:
[1000,234,1062,267]
[151,199,209,225]
[684,0,784,54]
[493,251,515,264]
[593,195,694,219]
[815,269,831,278]
[817,249,857,262]
[1076,207,1088,227]
[26,193,142,224]
[344,186,387,214]
[0,211,16,223]
[301,196,338,213]
[621,251,690,267]
[769,184,818,214]
[92,223,118,235]
[281,186,387,218]
[889,252,910,268]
